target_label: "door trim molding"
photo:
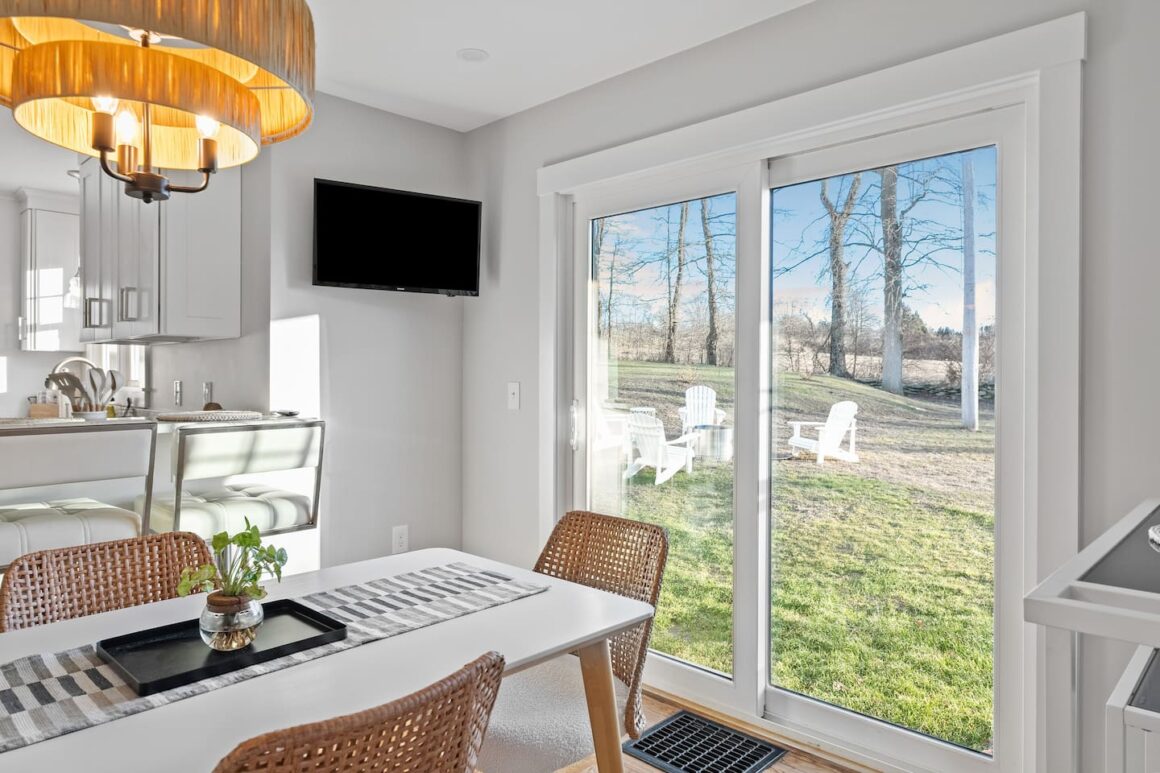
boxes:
[539,14,1084,773]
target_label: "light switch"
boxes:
[506,381,520,411]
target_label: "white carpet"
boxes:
[477,655,629,773]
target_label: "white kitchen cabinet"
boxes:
[18,189,81,352]
[112,184,159,340]
[78,160,118,342]
[77,157,241,343]
[160,168,241,340]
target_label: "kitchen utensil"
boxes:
[107,370,123,403]
[45,372,88,409]
[89,369,107,408]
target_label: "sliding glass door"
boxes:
[570,108,1025,772]
[583,191,739,675]
[769,145,998,753]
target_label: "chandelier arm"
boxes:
[98,150,134,184]
[169,173,212,194]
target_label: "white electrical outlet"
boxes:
[392,525,409,554]
[507,381,520,411]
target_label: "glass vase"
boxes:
[200,592,264,651]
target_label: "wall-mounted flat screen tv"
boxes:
[313,179,481,296]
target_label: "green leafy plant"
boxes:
[177,519,289,600]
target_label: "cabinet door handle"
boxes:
[118,287,139,322]
[83,297,100,328]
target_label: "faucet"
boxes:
[52,356,97,374]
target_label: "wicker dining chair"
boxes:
[0,531,212,632]
[213,651,505,773]
[532,510,669,739]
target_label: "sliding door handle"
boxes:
[569,399,579,451]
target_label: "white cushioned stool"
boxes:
[0,498,140,567]
[0,422,156,568]
[141,484,311,539]
[145,421,324,539]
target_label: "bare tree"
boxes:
[701,198,721,365]
[879,167,904,394]
[820,174,861,378]
[870,163,958,393]
[847,283,879,380]
[662,202,689,364]
[961,155,979,430]
[593,218,608,337]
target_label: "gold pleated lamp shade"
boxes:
[0,0,314,171]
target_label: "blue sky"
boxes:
[594,193,737,327]
[592,145,996,336]
[771,146,997,333]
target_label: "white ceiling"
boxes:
[311,0,815,132]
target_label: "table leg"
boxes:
[578,638,624,773]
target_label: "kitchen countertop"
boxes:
[0,416,319,434]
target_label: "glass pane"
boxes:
[589,193,737,674]
[769,147,997,753]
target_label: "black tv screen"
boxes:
[313,179,481,296]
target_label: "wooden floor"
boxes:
[556,692,859,773]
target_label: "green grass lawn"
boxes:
[608,361,995,752]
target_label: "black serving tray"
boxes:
[96,599,347,696]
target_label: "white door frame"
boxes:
[538,14,1083,773]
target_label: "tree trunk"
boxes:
[701,198,719,366]
[663,202,689,364]
[961,156,979,430]
[851,296,860,380]
[820,175,861,379]
[879,167,904,394]
[606,251,616,341]
[592,219,607,337]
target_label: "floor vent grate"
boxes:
[622,710,788,773]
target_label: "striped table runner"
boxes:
[0,562,547,754]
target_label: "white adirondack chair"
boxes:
[679,385,727,433]
[625,414,696,485]
[788,401,859,464]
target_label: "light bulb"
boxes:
[92,96,119,115]
[115,110,138,145]
[196,115,221,139]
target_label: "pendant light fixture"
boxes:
[0,1,315,203]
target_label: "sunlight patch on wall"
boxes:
[270,314,321,417]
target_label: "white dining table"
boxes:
[0,547,654,772]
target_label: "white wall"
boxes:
[0,114,84,417]
[459,0,1158,768]
[146,94,469,568]
[149,155,272,412]
[268,93,468,567]
[0,194,68,416]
